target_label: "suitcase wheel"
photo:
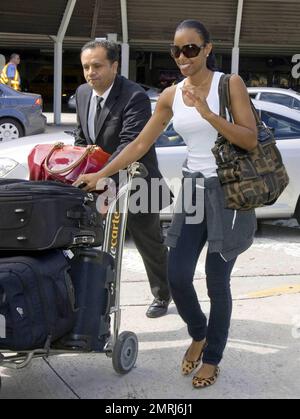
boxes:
[112,331,138,375]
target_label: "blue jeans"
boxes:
[168,217,236,366]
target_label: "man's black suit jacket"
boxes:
[74,75,171,210]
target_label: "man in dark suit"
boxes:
[74,39,171,318]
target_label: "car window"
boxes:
[155,122,185,147]
[260,93,293,108]
[291,98,300,111]
[248,93,257,99]
[261,110,300,139]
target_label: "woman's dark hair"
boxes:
[175,20,218,71]
[81,40,119,64]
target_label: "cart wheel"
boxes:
[112,331,138,374]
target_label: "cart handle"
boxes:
[127,162,148,179]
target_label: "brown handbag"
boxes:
[211,74,289,210]
[28,142,111,184]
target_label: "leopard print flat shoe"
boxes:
[181,342,206,376]
[192,366,220,389]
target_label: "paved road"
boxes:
[1,227,300,399]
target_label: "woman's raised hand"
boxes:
[181,85,213,120]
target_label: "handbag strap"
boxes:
[44,142,98,175]
[249,100,262,126]
[218,73,232,120]
[218,73,261,127]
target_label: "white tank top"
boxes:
[172,71,223,176]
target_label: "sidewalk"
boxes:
[1,231,300,399]
[43,112,77,126]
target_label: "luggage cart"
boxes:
[0,162,147,390]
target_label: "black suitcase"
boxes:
[55,248,115,352]
[0,250,75,351]
[0,179,104,251]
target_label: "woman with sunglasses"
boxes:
[74,19,257,389]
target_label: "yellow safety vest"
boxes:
[0,63,21,90]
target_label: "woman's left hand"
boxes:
[181,85,213,120]
[72,172,104,192]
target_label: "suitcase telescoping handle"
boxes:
[127,162,148,179]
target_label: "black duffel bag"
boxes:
[0,250,75,351]
[0,179,104,251]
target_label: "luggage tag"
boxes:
[63,249,75,260]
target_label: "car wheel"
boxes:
[0,118,24,142]
[294,197,300,225]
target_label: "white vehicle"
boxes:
[0,100,300,223]
[156,99,300,222]
[0,131,74,179]
[248,87,300,111]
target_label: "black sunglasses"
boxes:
[170,43,205,59]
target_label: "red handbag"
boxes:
[28,142,111,184]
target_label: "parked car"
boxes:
[0,100,299,223]
[155,99,300,221]
[0,84,46,142]
[248,87,300,111]
[0,131,73,179]
[139,83,160,101]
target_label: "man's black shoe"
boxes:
[146,298,171,318]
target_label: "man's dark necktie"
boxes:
[94,96,104,139]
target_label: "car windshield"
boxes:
[261,110,300,139]
[260,93,294,108]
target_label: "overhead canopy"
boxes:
[0,0,300,55]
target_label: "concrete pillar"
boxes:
[231,46,240,74]
[53,0,77,125]
[121,43,130,78]
[231,0,244,74]
[0,54,5,72]
[54,40,63,124]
